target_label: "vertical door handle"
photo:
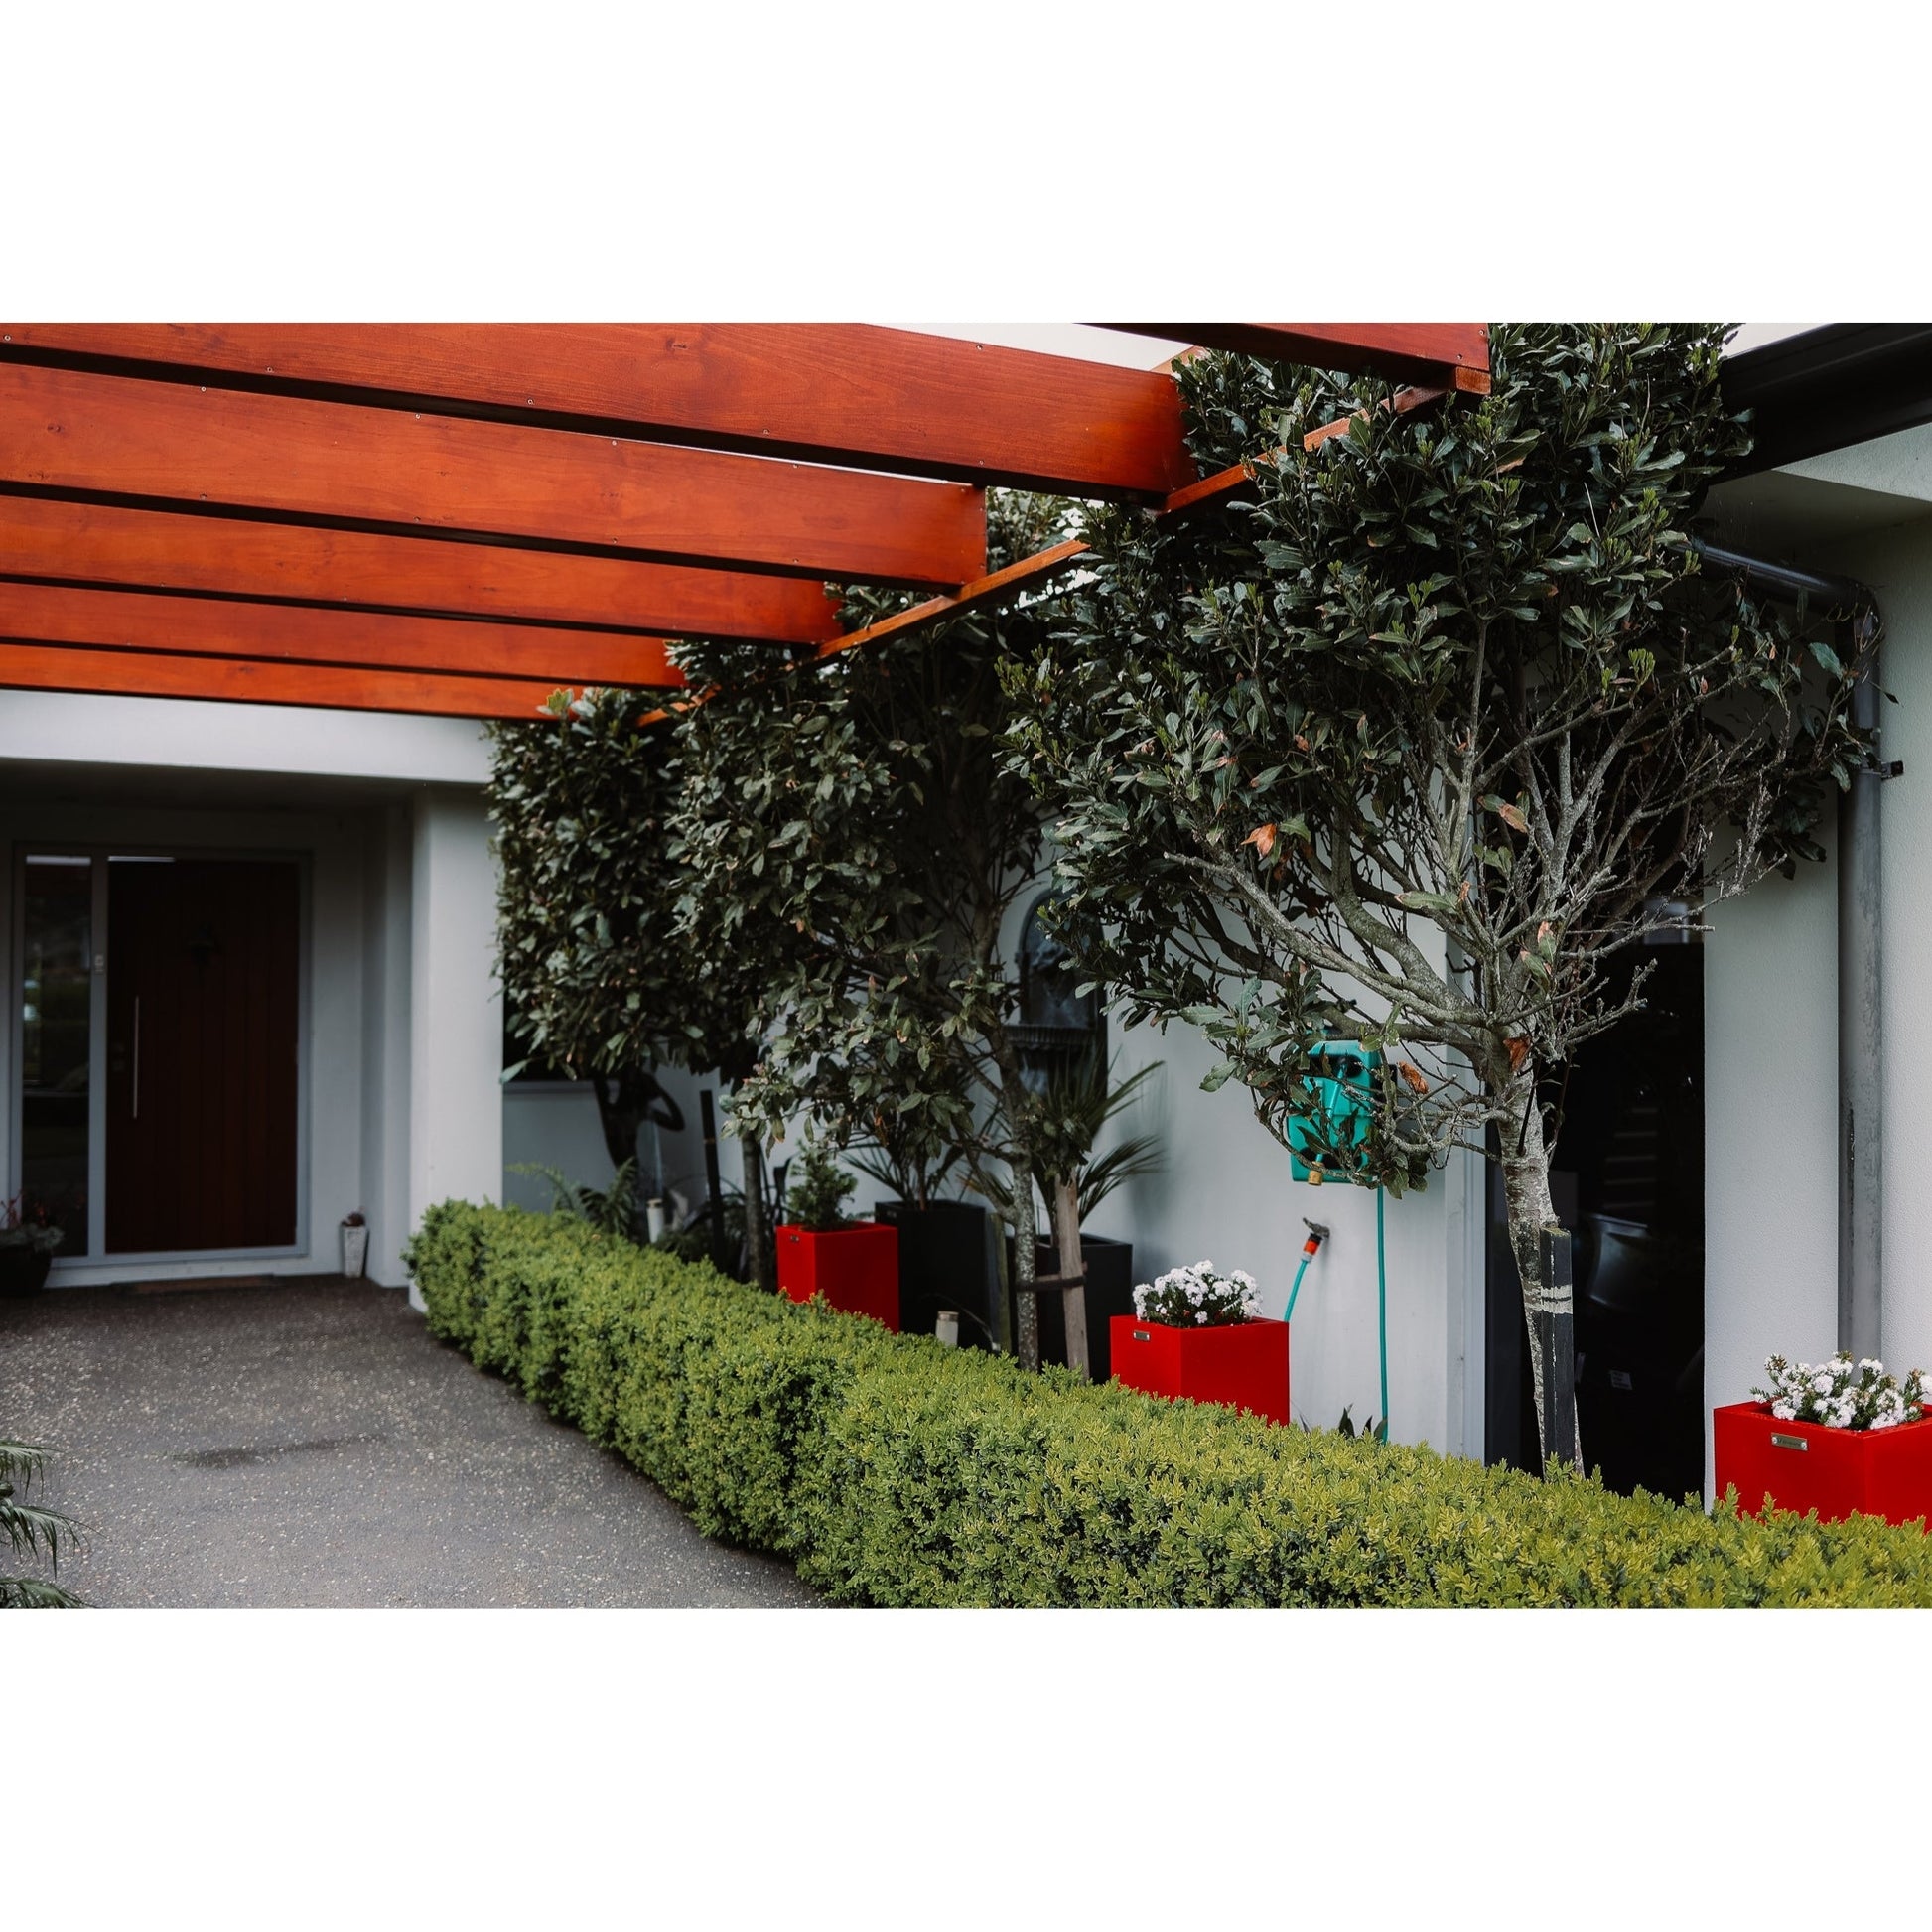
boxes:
[132,995,141,1120]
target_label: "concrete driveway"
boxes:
[0,1275,816,1608]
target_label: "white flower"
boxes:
[1772,1401,1796,1421]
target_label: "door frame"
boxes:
[9,839,314,1271]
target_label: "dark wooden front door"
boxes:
[105,859,301,1254]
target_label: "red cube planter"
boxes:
[1714,1400,1932,1528]
[777,1222,899,1333]
[1109,1314,1290,1425]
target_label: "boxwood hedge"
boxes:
[406,1201,1932,1606]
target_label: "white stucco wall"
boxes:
[1090,1011,1465,1452]
[501,1062,710,1220]
[359,804,414,1286]
[0,692,491,786]
[406,788,503,1307]
[1704,467,1932,1492]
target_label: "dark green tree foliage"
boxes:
[488,691,778,1273]
[1007,326,1876,1455]
[671,493,1073,1364]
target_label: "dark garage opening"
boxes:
[1485,927,1706,1499]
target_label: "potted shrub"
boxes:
[1110,1260,1289,1424]
[776,1135,899,1332]
[1715,1353,1932,1528]
[0,1196,65,1298]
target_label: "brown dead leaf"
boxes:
[1496,801,1528,834]
[1505,1036,1531,1072]
[1396,1060,1430,1095]
[1243,823,1278,859]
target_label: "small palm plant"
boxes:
[1,1439,82,1608]
[511,1157,641,1241]
[1027,1053,1164,1269]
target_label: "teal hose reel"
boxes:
[1286,1041,1390,1440]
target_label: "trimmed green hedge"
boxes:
[406,1201,1932,1605]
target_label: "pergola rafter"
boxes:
[0,323,1200,499]
[0,324,1489,720]
[0,580,685,688]
[0,497,844,643]
[0,361,987,586]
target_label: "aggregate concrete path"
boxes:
[0,1275,817,1608]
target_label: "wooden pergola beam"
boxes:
[0,496,842,643]
[0,324,1197,500]
[0,640,568,720]
[814,385,1463,659]
[814,541,1091,663]
[0,362,986,587]
[0,580,686,687]
[1099,324,1491,393]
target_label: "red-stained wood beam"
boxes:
[0,362,986,587]
[0,580,686,687]
[0,324,1197,501]
[1099,324,1491,394]
[1301,384,1449,450]
[0,640,570,720]
[814,388,1461,658]
[814,540,1091,662]
[0,495,842,642]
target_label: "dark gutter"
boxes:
[1722,325,1932,476]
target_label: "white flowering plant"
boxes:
[1751,1353,1931,1432]
[1132,1260,1264,1328]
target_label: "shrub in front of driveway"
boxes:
[407,1202,1932,1607]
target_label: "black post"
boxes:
[699,1088,726,1273]
[1537,1222,1578,1470]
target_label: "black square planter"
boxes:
[1028,1233,1135,1383]
[874,1199,1002,1351]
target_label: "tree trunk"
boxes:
[1498,1062,1583,1471]
[1052,1173,1090,1380]
[1012,1179,1041,1372]
[743,1132,775,1293]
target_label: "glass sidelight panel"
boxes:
[21,856,93,1256]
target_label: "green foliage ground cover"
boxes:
[408,1202,1932,1606]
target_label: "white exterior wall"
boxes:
[406,788,503,1308]
[502,1062,711,1220]
[1089,1013,1469,1452]
[1705,441,1932,1493]
[359,804,414,1286]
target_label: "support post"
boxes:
[699,1088,727,1274]
[1536,1223,1577,1470]
[1839,612,1884,1360]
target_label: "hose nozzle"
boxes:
[1301,1218,1329,1255]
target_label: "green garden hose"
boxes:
[1282,1195,1390,1439]
[1376,1184,1389,1441]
